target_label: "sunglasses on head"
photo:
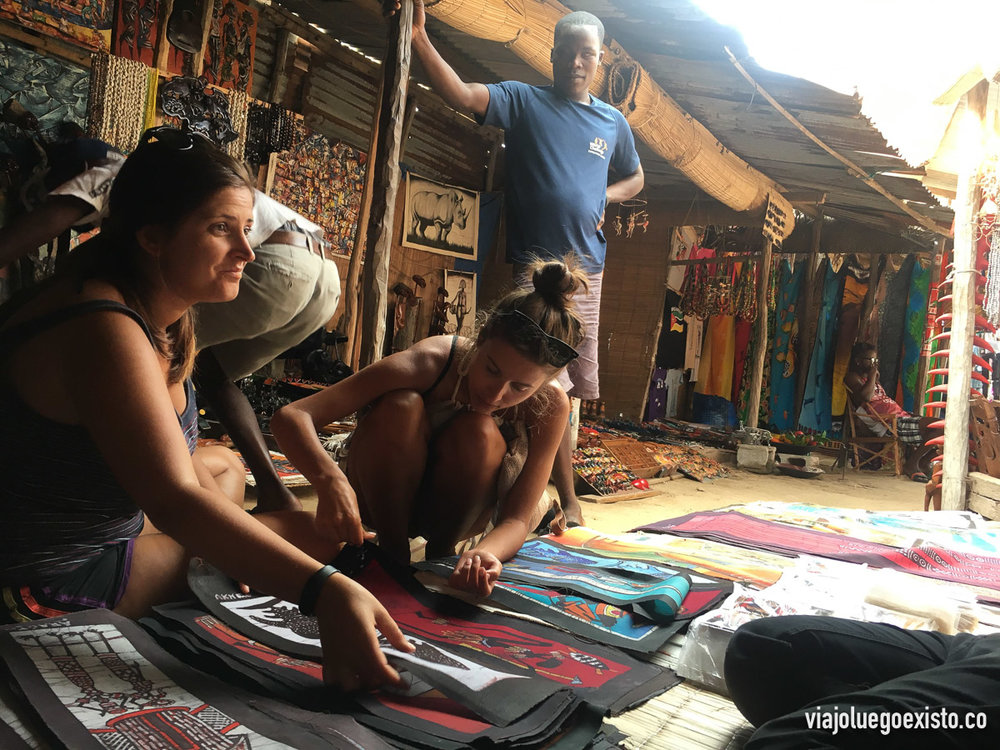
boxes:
[498,309,579,368]
[138,125,211,151]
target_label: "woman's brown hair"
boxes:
[480,255,588,368]
[61,127,254,383]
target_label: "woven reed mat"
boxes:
[609,682,753,750]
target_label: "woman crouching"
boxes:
[271,259,587,596]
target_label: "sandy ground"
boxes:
[579,465,929,534]
[260,460,930,535]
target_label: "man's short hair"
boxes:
[554,11,605,47]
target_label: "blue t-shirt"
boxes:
[481,81,641,273]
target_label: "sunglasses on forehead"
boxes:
[497,309,579,368]
[138,125,212,151]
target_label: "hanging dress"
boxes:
[799,260,845,433]
[768,259,805,431]
[899,256,932,412]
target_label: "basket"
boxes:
[601,438,661,479]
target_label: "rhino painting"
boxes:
[410,189,468,243]
[403,174,479,259]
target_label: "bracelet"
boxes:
[298,564,338,616]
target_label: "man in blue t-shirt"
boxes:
[406,0,644,527]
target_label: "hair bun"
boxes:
[532,260,578,310]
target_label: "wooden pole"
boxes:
[154,0,175,73]
[190,0,216,77]
[399,95,418,153]
[341,73,384,368]
[484,133,500,193]
[942,86,987,510]
[745,239,773,428]
[724,47,949,237]
[358,0,412,367]
[266,28,293,103]
[859,254,881,344]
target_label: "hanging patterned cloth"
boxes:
[768,259,805,431]
[899,256,932,412]
[799,260,846,433]
[877,255,916,401]
[831,264,869,416]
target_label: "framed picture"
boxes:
[402,173,479,259]
[443,270,476,338]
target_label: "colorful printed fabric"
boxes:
[232,449,310,487]
[188,549,676,715]
[548,527,792,589]
[417,539,731,653]
[900,258,931,412]
[150,602,586,749]
[4,0,112,50]
[831,272,868,416]
[0,609,389,749]
[187,560,559,726]
[695,314,735,399]
[0,39,90,135]
[270,134,367,257]
[487,581,683,653]
[504,538,694,620]
[636,511,1000,600]
[769,259,805,431]
[876,255,915,398]
[733,502,1000,556]
[800,260,845,433]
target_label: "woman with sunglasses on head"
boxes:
[271,258,587,596]
[0,126,412,691]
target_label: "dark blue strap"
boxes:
[422,335,459,396]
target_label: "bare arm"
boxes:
[57,313,411,687]
[606,164,644,204]
[404,0,490,116]
[0,196,90,268]
[844,363,878,408]
[270,335,453,544]
[450,384,570,596]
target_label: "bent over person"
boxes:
[271,259,588,597]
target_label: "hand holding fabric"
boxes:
[317,574,414,691]
[315,476,365,547]
[449,551,502,596]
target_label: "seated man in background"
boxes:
[0,152,340,511]
[844,341,937,483]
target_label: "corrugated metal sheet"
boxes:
[268,0,952,234]
[251,2,492,189]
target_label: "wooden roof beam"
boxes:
[724,47,949,237]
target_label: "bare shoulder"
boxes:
[348,334,469,398]
[522,380,570,430]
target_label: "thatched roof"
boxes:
[272,0,953,238]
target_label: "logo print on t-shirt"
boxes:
[588,137,609,159]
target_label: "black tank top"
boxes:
[0,300,197,586]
